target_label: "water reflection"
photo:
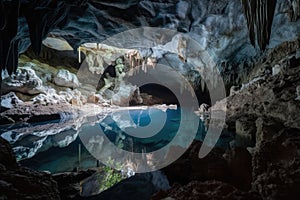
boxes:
[0,107,232,173]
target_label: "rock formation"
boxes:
[241,0,277,50]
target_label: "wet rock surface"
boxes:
[0,1,299,200]
[0,138,60,200]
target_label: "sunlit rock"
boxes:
[54,69,80,88]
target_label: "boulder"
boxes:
[54,69,80,88]
[1,92,23,109]
[32,88,66,105]
[111,83,138,106]
[2,67,44,95]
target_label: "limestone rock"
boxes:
[54,69,80,88]
[235,116,256,147]
[32,88,66,105]
[2,67,44,95]
[223,147,252,191]
[0,138,18,170]
[198,103,210,113]
[162,141,229,186]
[52,170,96,200]
[252,129,300,199]
[1,92,23,109]
[229,85,240,96]
[111,83,138,106]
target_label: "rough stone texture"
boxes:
[1,92,23,109]
[151,180,262,200]
[213,40,300,131]
[0,102,76,125]
[0,138,60,200]
[54,69,81,88]
[234,116,257,147]
[2,0,299,89]
[252,129,300,200]
[111,83,138,106]
[2,67,44,95]
[210,36,300,199]
[84,171,169,200]
[162,140,254,191]
[52,170,96,200]
[224,147,252,191]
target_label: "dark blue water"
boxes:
[1,108,233,173]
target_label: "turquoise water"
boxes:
[1,108,233,173]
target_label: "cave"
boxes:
[137,84,179,105]
[1,0,300,200]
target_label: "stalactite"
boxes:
[291,0,300,21]
[241,0,277,50]
[201,78,205,93]
[78,47,81,63]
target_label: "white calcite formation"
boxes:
[54,69,80,88]
[1,92,23,109]
[2,67,44,95]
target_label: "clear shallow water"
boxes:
[0,107,233,173]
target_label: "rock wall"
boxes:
[1,0,299,90]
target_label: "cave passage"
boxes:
[139,84,179,105]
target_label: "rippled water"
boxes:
[0,107,233,173]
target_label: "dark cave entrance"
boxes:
[137,84,179,105]
[134,83,212,107]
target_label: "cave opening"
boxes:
[137,83,179,105]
